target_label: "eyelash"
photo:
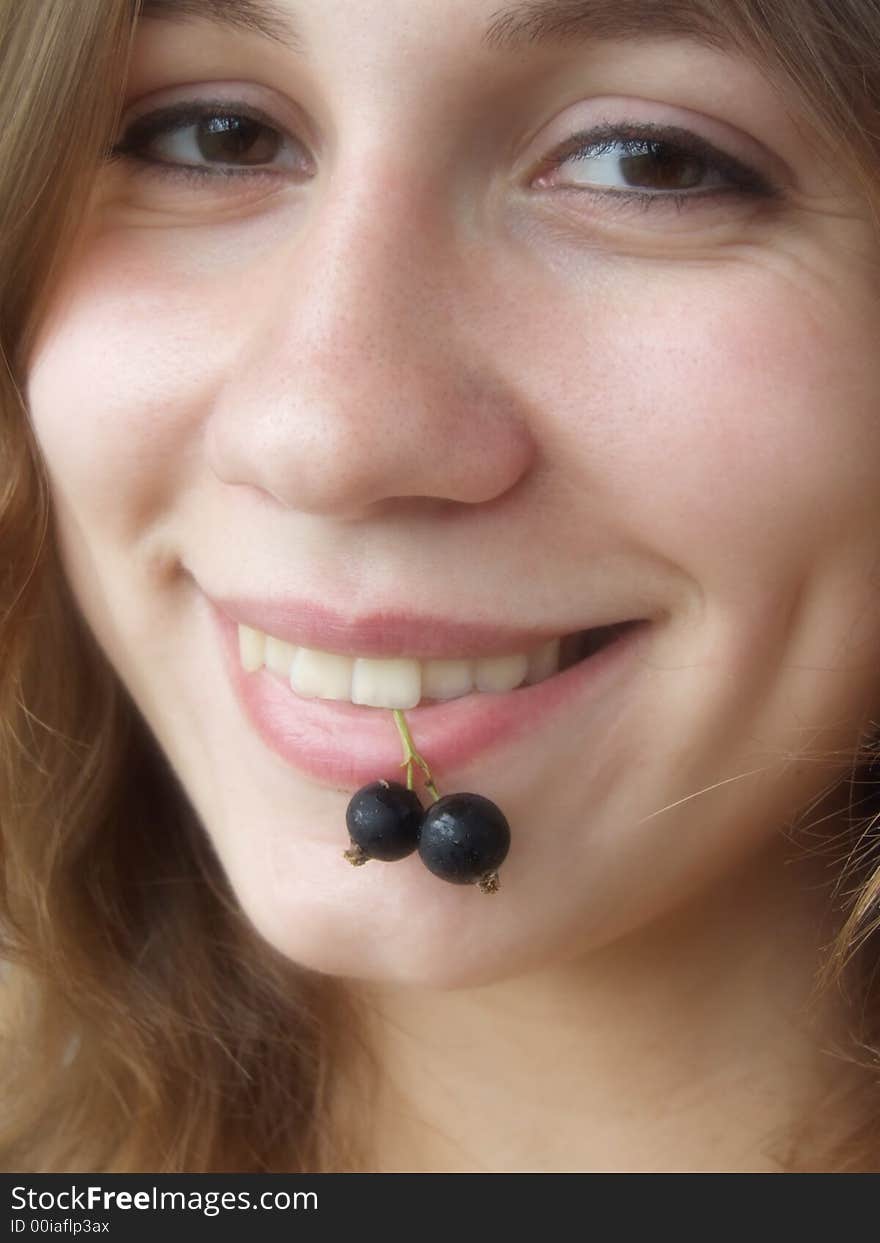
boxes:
[107,101,782,213]
[542,121,781,211]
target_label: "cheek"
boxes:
[25,227,880,602]
[24,243,233,545]
[659,301,880,589]
[538,262,880,598]
[22,244,240,680]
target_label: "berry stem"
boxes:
[392,709,441,802]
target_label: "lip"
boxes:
[206,591,631,660]
[210,598,651,791]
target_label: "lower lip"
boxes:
[211,602,650,790]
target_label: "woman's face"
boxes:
[24,0,880,985]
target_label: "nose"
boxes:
[206,152,536,521]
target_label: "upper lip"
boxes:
[207,592,637,660]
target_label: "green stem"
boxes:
[392,709,441,802]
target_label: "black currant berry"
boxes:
[418,793,510,891]
[344,779,424,864]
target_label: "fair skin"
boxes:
[23,0,880,1169]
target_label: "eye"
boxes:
[534,122,781,212]
[108,99,314,182]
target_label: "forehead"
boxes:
[137,0,748,58]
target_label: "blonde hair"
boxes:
[2,0,880,1172]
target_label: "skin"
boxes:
[23,0,880,1169]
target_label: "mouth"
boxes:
[210,595,650,791]
[235,617,638,711]
[558,624,634,667]
[388,622,630,705]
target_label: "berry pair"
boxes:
[342,709,511,894]
[344,779,510,893]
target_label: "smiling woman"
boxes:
[4,0,880,1175]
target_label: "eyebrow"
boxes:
[137,0,305,51]
[482,1,737,55]
[137,0,739,58]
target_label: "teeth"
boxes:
[421,659,474,701]
[265,635,297,677]
[473,652,529,693]
[352,657,421,709]
[238,624,266,673]
[237,624,567,708]
[290,648,353,701]
[526,637,561,684]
